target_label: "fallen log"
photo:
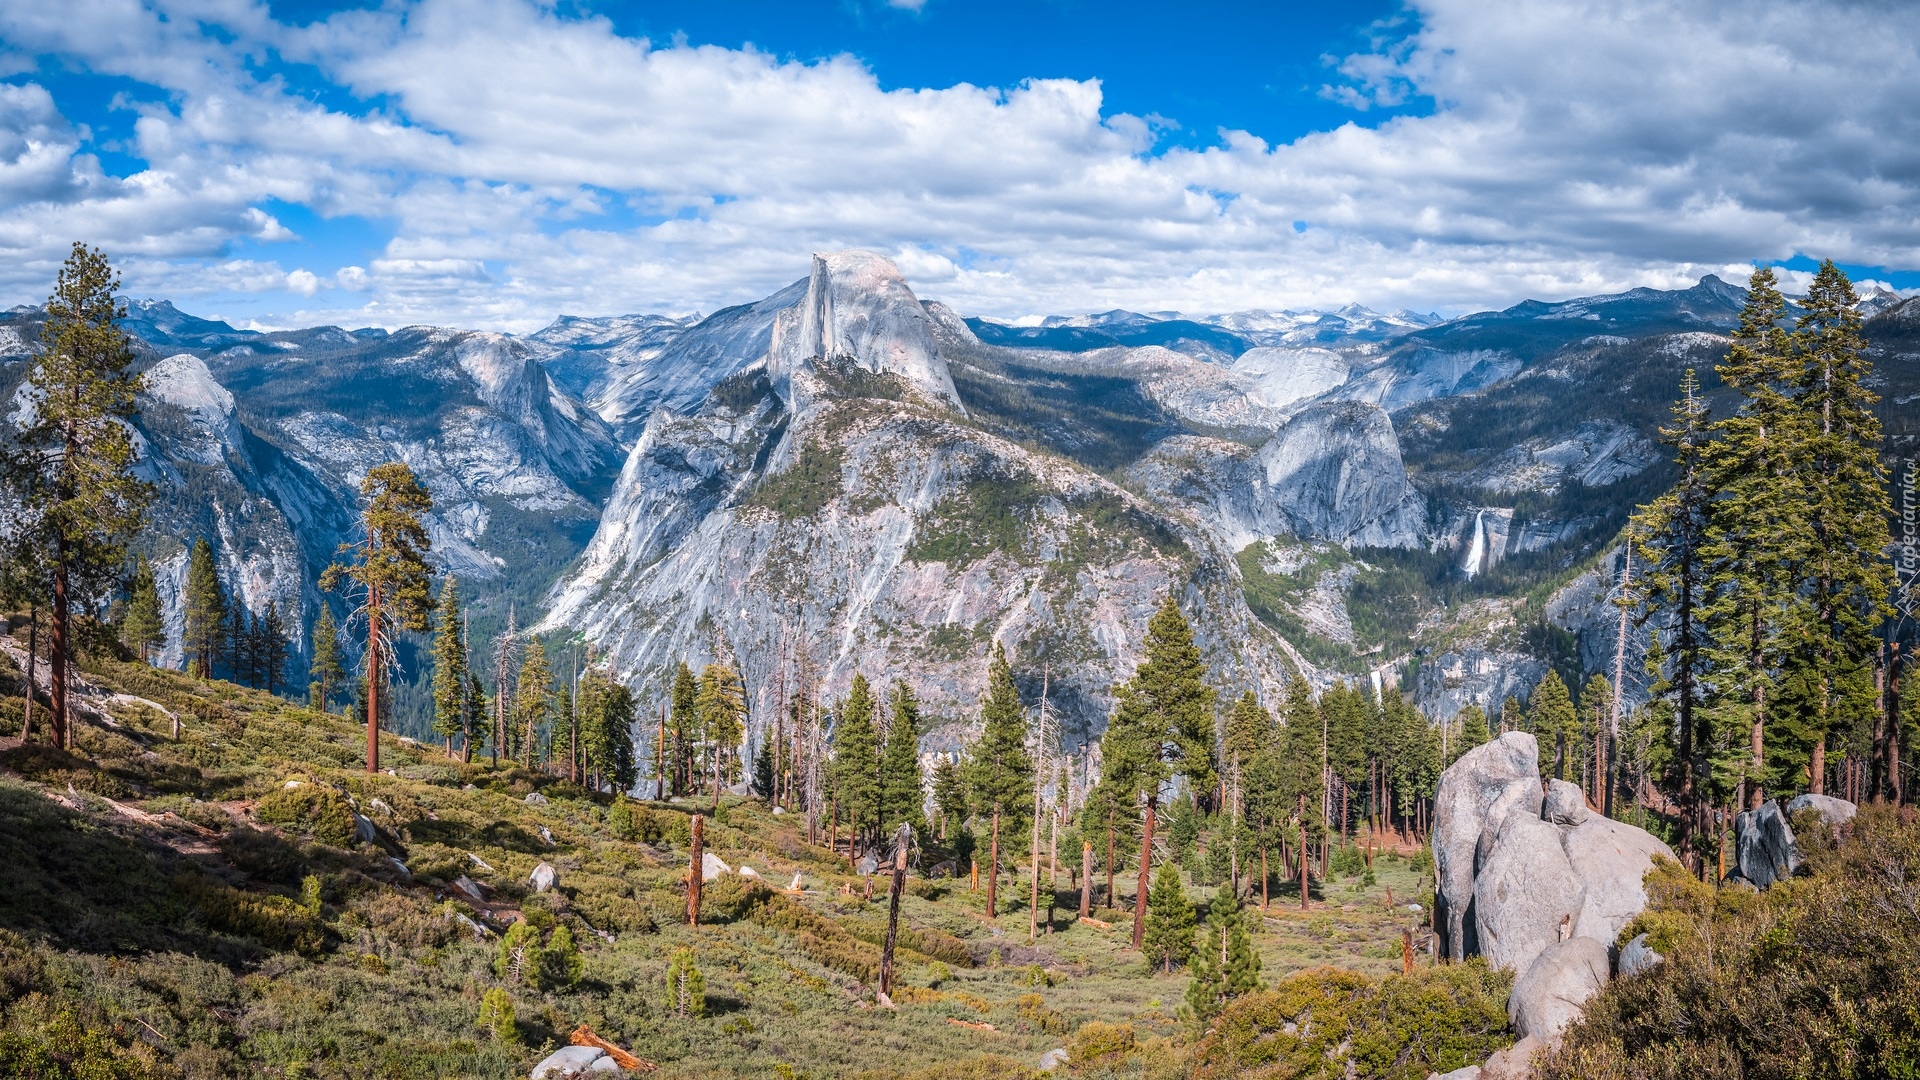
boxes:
[569,1025,654,1073]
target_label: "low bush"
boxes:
[254,784,355,846]
[1189,962,1512,1080]
[1543,804,1920,1079]
[175,872,324,955]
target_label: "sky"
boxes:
[0,0,1917,331]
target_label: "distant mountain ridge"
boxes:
[4,267,1916,748]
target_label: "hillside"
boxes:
[0,630,1467,1080]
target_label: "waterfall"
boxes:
[1462,509,1487,579]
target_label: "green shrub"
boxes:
[1067,1020,1138,1069]
[538,924,584,990]
[1190,962,1512,1080]
[666,948,707,1017]
[175,872,324,955]
[478,987,517,1044]
[702,873,771,923]
[1544,805,1920,1079]
[220,826,304,884]
[254,784,355,846]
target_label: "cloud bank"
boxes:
[0,0,1915,329]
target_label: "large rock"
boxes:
[530,1044,621,1077]
[701,852,732,882]
[1426,1067,1481,1080]
[1473,808,1585,975]
[1508,935,1609,1040]
[1785,792,1857,829]
[1734,800,1798,888]
[1478,1034,1544,1080]
[1562,814,1675,944]
[1541,779,1590,826]
[1433,732,1543,960]
[1616,932,1663,977]
[529,862,558,893]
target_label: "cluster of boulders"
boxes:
[1428,732,1860,1080]
[1430,732,1674,1073]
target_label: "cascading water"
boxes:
[1462,508,1487,579]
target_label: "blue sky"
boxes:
[0,0,1916,329]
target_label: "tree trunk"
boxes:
[1260,845,1269,910]
[21,607,36,743]
[1030,788,1044,943]
[1130,798,1155,950]
[879,823,909,998]
[366,585,381,773]
[1105,813,1115,912]
[50,552,69,751]
[687,813,704,927]
[1079,841,1091,919]
[1810,736,1826,795]
[986,807,1001,918]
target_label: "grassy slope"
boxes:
[0,638,1443,1080]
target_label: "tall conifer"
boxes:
[880,680,927,834]
[431,578,467,758]
[967,643,1032,918]
[833,673,882,848]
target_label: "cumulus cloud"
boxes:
[0,0,1913,329]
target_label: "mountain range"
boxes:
[5,263,1917,750]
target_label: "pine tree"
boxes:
[599,681,638,792]
[1577,673,1612,795]
[259,600,286,695]
[1530,670,1577,781]
[516,638,553,769]
[1499,695,1523,735]
[932,756,967,840]
[320,461,435,772]
[310,606,345,711]
[185,541,224,678]
[1453,704,1490,762]
[833,672,882,847]
[880,680,926,834]
[697,663,747,802]
[224,598,249,685]
[753,736,775,799]
[1141,860,1194,974]
[0,243,151,748]
[665,949,706,1018]
[1634,367,1713,863]
[967,643,1032,918]
[120,556,164,664]
[1702,266,1805,810]
[669,661,699,796]
[465,670,489,764]
[1105,594,1216,949]
[1185,878,1260,1023]
[1788,261,1894,798]
[431,578,467,758]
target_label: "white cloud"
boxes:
[0,0,1913,329]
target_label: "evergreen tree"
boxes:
[120,556,164,664]
[1701,265,1805,810]
[669,661,699,796]
[1530,670,1577,781]
[1788,260,1894,798]
[431,578,467,758]
[1634,367,1713,863]
[665,949,707,1018]
[1499,695,1524,735]
[1577,673,1613,795]
[0,243,151,749]
[259,600,286,695]
[1453,704,1490,762]
[1222,690,1269,836]
[1104,594,1215,949]
[599,681,638,792]
[310,605,345,711]
[697,663,747,800]
[1185,878,1260,1023]
[832,673,882,845]
[880,680,927,834]
[932,756,967,840]
[224,598,249,685]
[753,736,775,799]
[966,643,1032,918]
[1141,860,1194,974]
[465,670,489,764]
[516,638,553,769]
[320,461,435,772]
[199,571,227,679]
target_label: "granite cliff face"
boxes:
[543,252,1289,741]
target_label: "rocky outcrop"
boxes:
[1732,800,1799,889]
[530,1044,623,1077]
[1786,792,1858,829]
[1507,935,1609,1041]
[1251,401,1427,549]
[1616,933,1662,977]
[1434,733,1543,961]
[1431,730,1676,1050]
